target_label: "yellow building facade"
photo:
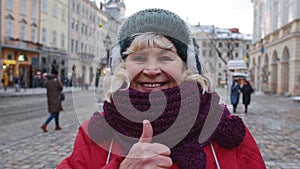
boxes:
[1,0,40,87]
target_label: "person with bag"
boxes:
[241,79,254,114]
[40,67,63,132]
[57,8,266,169]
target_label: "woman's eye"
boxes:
[159,56,173,62]
[132,56,146,62]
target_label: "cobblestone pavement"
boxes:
[0,88,299,169]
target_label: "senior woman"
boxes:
[58,8,266,169]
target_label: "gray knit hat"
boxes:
[118,8,191,45]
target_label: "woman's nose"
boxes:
[143,66,161,76]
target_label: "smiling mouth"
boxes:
[141,82,166,88]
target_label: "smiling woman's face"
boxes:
[125,47,184,92]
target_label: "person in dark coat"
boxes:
[241,80,254,113]
[230,79,240,113]
[40,67,63,132]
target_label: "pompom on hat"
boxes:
[110,8,202,74]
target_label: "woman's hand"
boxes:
[119,120,173,169]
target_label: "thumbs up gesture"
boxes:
[119,120,173,169]
[139,119,154,143]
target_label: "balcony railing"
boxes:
[3,36,43,51]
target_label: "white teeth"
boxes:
[143,83,162,88]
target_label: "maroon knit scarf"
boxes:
[88,82,245,169]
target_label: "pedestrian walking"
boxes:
[241,79,254,113]
[40,67,63,132]
[2,72,9,91]
[20,73,27,91]
[13,76,20,92]
[230,79,240,113]
[58,8,266,169]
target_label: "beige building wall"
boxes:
[251,0,300,96]
[251,19,300,96]
[40,0,68,50]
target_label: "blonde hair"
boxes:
[104,32,213,101]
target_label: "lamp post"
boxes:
[95,57,107,88]
[103,34,112,67]
[95,34,111,88]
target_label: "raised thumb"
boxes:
[139,120,153,143]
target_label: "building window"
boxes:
[30,28,36,42]
[6,0,13,10]
[42,28,46,43]
[218,42,222,48]
[71,39,74,53]
[209,50,213,57]
[53,31,57,45]
[71,19,75,29]
[235,42,239,47]
[31,2,37,19]
[61,34,65,48]
[61,8,65,21]
[82,23,85,34]
[75,41,78,52]
[287,0,293,22]
[32,57,38,68]
[235,52,239,58]
[53,3,58,18]
[75,21,79,31]
[274,0,279,29]
[76,3,80,13]
[18,54,28,61]
[20,0,27,15]
[42,57,47,64]
[7,54,13,60]
[20,24,26,40]
[72,1,76,11]
[42,0,47,13]
[5,20,14,37]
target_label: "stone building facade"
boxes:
[251,0,300,96]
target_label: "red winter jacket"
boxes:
[57,120,266,169]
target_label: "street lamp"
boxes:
[103,34,112,67]
[95,34,111,88]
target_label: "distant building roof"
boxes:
[189,24,252,40]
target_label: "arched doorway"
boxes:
[278,47,290,94]
[270,51,278,94]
